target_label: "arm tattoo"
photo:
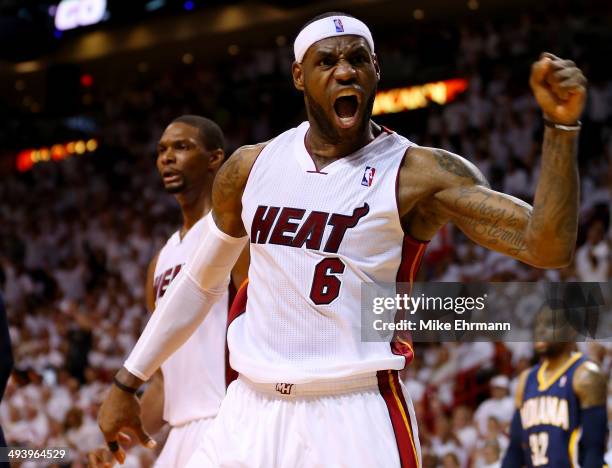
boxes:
[574,363,607,408]
[213,153,245,206]
[453,187,529,256]
[211,144,263,234]
[433,149,489,186]
[528,128,579,258]
[213,143,265,209]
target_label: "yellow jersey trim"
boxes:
[537,353,582,392]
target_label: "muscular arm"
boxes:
[140,371,165,435]
[573,361,607,408]
[211,143,264,237]
[402,54,585,269]
[573,361,608,468]
[404,140,577,268]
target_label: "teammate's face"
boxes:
[156,123,210,194]
[292,35,380,141]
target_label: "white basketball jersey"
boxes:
[154,214,229,426]
[229,121,427,384]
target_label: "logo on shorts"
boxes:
[333,18,344,32]
[361,166,376,187]
[275,383,294,395]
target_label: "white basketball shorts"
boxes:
[154,417,214,468]
[185,370,421,468]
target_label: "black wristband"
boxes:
[113,376,138,394]
[543,119,582,132]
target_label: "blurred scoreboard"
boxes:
[373,78,468,115]
[53,0,108,31]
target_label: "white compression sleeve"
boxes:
[124,215,248,380]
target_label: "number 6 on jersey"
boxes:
[309,258,346,305]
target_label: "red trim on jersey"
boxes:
[225,280,245,387]
[377,370,420,468]
[227,279,248,326]
[393,143,428,367]
[396,235,427,284]
[392,235,427,367]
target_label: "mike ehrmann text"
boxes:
[373,319,511,332]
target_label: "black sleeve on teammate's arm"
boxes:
[579,405,608,468]
[501,410,525,468]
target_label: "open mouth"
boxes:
[333,95,359,128]
[162,171,182,183]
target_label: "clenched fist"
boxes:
[530,52,587,125]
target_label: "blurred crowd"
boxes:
[0,4,611,467]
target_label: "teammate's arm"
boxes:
[231,246,250,290]
[140,371,165,435]
[572,361,608,468]
[98,144,264,463]
[406,54,585,268]
[501,370,529,467]
[139,253,166,435]
[89,254,164,467]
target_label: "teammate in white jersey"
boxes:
[89,116,247,467]
[99,12,587,468]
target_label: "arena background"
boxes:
[0,0,610,466]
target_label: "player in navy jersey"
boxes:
[99,11,588,468]
[502,304,608,467]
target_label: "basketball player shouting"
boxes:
[90,116,247,467]
[98,12,587,467]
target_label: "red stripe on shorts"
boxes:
[377,370,419,468]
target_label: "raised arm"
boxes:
[405,53,586,268]
[97,143,263,464]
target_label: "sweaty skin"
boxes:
[99,33,587,464]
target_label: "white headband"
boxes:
[294,16,375,63]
